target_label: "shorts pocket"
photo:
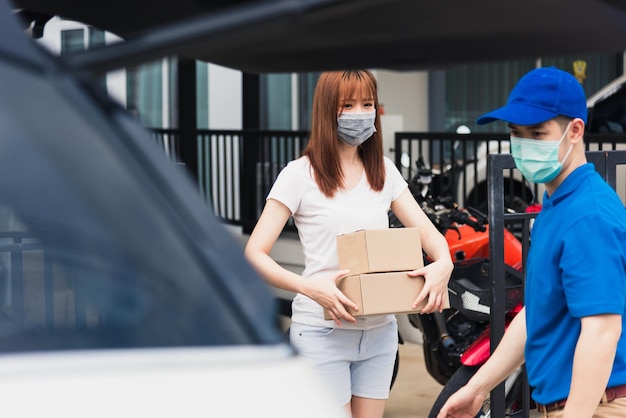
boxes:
[294,324,335,339]
[289,322,336,359]
[290,322,334,340]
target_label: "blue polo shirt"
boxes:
[525,163,626,404]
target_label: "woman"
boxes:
[245,70,453,418]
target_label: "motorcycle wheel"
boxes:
[428,365,480,418]
[427,365,525,418]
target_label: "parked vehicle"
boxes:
[0,3,346,416]
[403,138,535,217]
[423,262,526,418]
[390,158,528,417]
[394,156,527,247]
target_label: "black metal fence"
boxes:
[151,129,626,233]
[394,132,626,212]
[152,128,309,232]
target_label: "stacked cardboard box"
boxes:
[324,228,428,319]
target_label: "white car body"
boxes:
[0,346,346,417]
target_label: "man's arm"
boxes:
[437,307,527,417]
[563,314,621,418]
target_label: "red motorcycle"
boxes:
[390,158,528,417]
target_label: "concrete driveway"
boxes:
[385,341,442,417]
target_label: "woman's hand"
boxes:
[408,258,453,313]
[436,384,486,418]
[304,269,358,326]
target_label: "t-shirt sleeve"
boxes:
[384,156,408,200]
[562,215,626,317]
[266,159,303,215]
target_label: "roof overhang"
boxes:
[10,0,626,75]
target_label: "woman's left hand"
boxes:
[407,259,453,313]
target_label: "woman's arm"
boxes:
[244,199,358,325]
[244,199,306,293]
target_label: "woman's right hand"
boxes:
[306,269,358,326]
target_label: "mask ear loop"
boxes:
[558,121,574,165]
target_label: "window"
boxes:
[260,72,320,130]
[60,27,108,92]
[297,73,320,130]
[197,62,209,129]
[60,28,84,55]
[126,60,165,128]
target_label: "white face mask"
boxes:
[510,122,573,183]
[337,110,377,146]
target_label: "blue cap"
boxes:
[476,67,588,125]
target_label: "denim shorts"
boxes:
[289,321,398,406]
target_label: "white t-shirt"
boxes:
[267,155,408,329]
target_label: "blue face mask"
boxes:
[510,122,573,184]
[337,110,377,146]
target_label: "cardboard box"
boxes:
[336,228,422,275]
[324,271,426,319]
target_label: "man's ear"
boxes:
[570,118,585,143]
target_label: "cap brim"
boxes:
[476,103,558,125]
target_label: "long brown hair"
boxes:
[302,70,385,197]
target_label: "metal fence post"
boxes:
[487,153,509,417]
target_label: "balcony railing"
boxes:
[151,129,626,231]
[152,129,309,232]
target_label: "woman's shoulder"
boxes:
[284,156,311,173]
[276,156,312,180]
[289,155,310,167]
[383,155,401,172]
[382,155,395,166]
